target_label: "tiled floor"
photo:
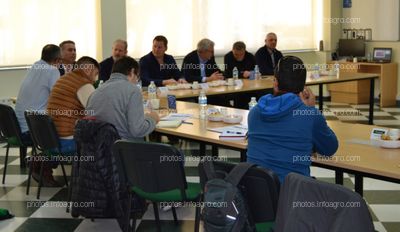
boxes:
[0,103,399,232]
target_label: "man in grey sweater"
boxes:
[87,56,159,140]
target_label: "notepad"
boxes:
[156,120,182,128]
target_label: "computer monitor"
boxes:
[338,39,365,57]
[373,48,392,63]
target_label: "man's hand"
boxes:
[162,79,178,86]
[178,78,187,83]
[299,87,316,107]
[242,71,251,78]
[206,71,224,82]
[146,111,160,123]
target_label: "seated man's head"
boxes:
[197,38,215,61]
[59,40,76,64]
[265,32,278,50]
[112,56,140,84]
[41,44,61,65]
[76,56,100,82]
[232,41,246,62]
[152,35,168,59]
[273,56,306,95]
[112,39,128,61]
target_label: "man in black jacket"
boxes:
[99,39,128,82]
[224,41,256,78]
[255,32,283,75]
[182,38,224,83]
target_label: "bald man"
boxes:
[255,33,283,75]
[99,39,128,81]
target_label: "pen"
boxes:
[226,131,243,134]
[182,121,193,125]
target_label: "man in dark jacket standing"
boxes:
[255,32,283,75]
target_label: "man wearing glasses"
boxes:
[181,38,224,83]
[87,56,159,140]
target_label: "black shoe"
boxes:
[31,171,62,187]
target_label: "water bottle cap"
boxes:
[251,97,256,101]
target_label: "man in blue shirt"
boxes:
[15,44,61,135]
[247,56,338,183]
[139,35,186,87]
[15,44,61,186]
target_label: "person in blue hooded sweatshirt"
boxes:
[247,56,338,183]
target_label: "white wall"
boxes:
[1,0,373,100]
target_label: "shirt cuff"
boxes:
[201,76,207,83]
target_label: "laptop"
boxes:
[372,48,392,63]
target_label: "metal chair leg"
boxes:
[19,146,27,168]
[126,192,132,232]
[2,143,10,184]
[60,161,68,187]
[152,202,161,232]
[171,206,178,225]
[37,160,44,199]
[26,157,33,195]
[194,198,201,232]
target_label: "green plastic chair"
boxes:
[113,140,201,232]
[0,104,33,184]
[24,111,71,199]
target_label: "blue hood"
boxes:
[257,93,304,121]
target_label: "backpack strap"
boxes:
[202,160,217,180]
[225,162,256,187]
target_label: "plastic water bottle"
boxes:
[136,79,142,92]
[313,63,320,79]
[248,97,257,110]
[148,81,157,99]
[98,80,104,88]
[198,90,207,120]
[333,62,340,77]
[254,65,261,80]
[232,67,239,80]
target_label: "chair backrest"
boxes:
[0,104,23,144]
[24,111,60,152]
[198,161,280,223]
[113,140,188,199]
[274,173,375,232]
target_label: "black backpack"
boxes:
[202,161,256,232]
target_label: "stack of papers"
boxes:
[161,113,192,121]
[156,120,182,128]
[157,113,193,128]
[207,125,248,140]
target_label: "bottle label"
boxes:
[199,98,207,105]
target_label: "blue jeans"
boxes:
[58,139,76,155]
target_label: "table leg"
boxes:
[369,78,375,125]
[199,143,206,157]
[355,174,364,197]
[211,145,218,157]
[240,150,247,162]
[319,84,323,112]
[335,170,344,185]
